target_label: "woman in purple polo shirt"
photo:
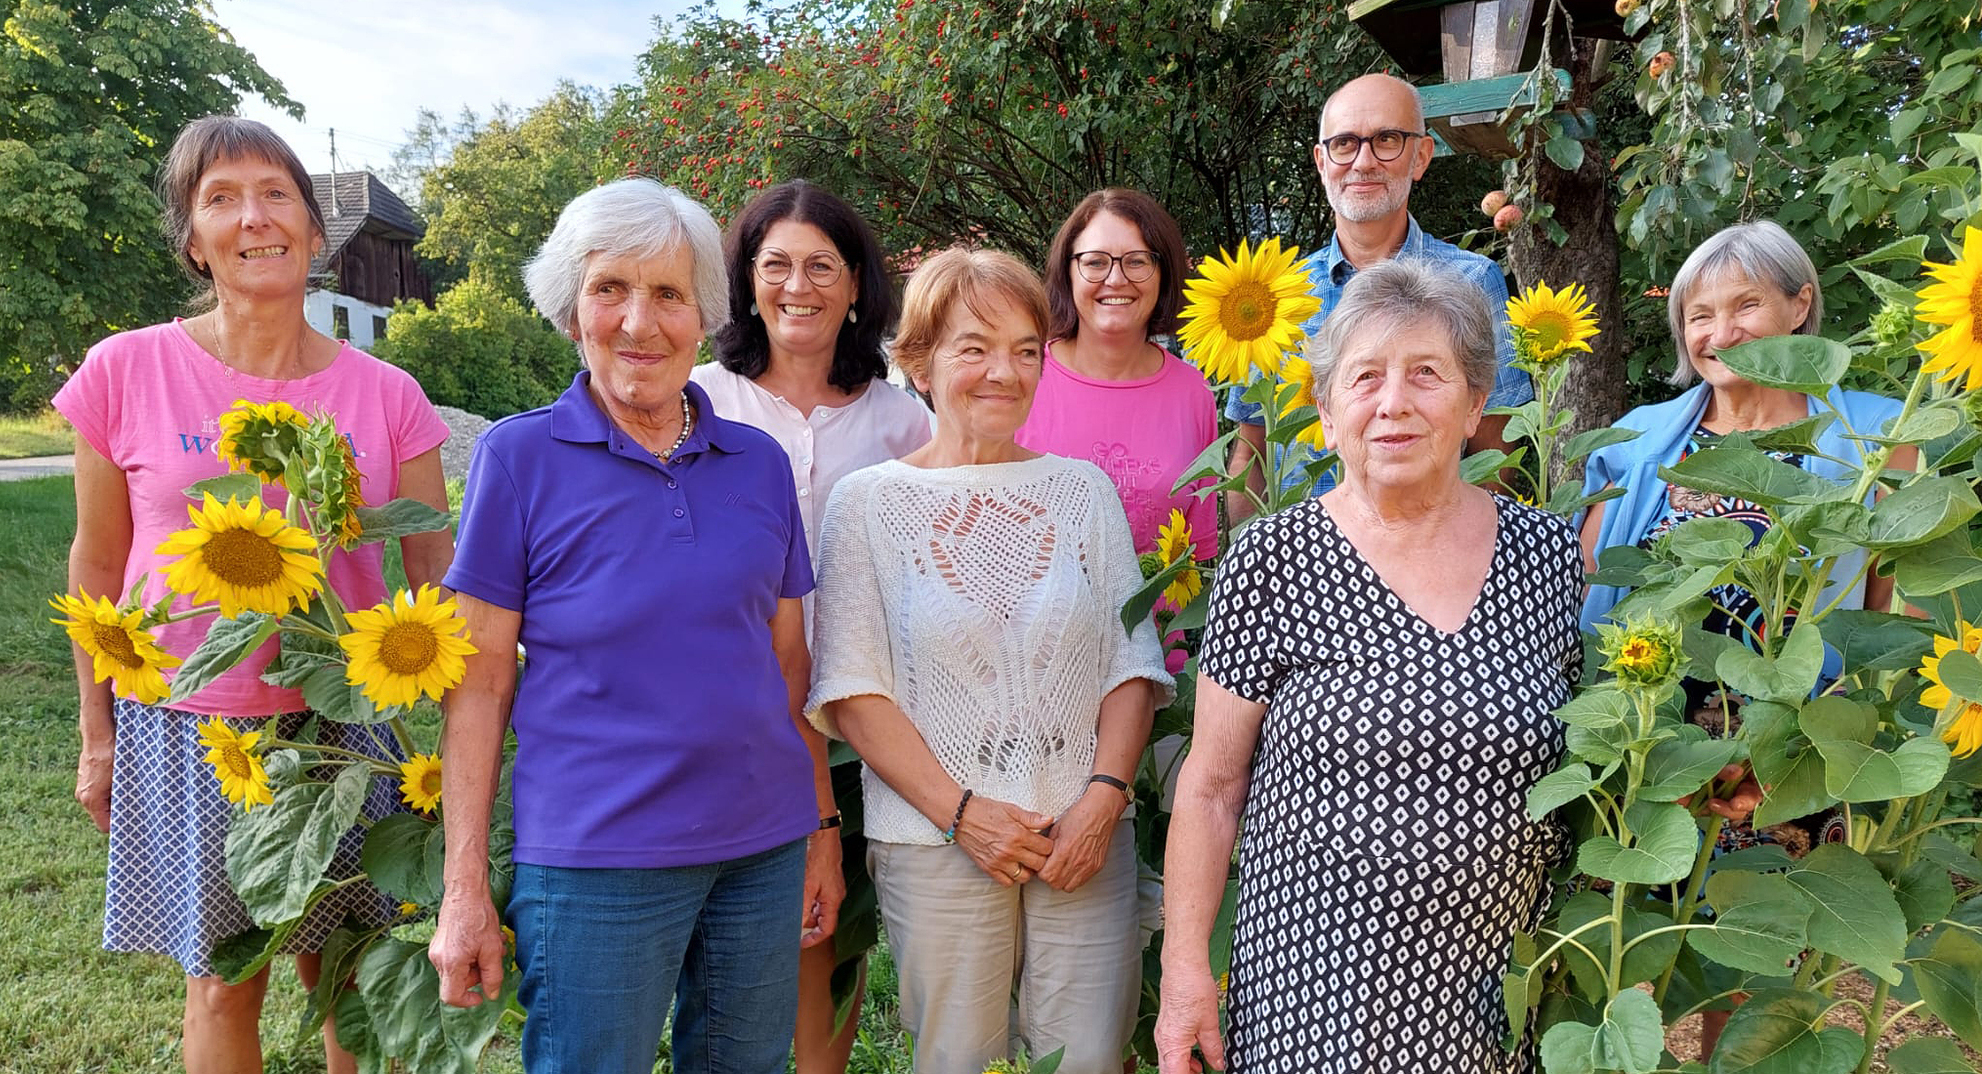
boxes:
[428,178,841,1074]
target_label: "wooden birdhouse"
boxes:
[1348,0,1636,159]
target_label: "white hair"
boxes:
[1305,257,1497,405]
[1665,219,1822,386]
[524,178,729,334]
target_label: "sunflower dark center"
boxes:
[420,767,442,796]
[203,529,287,587]
[379,623,440,674]
[1968,284,1982,340]
[1219,281,1277,342]
[219,744,252,780]
[89,622,144,668]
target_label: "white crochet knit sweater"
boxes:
[808,455,1176,846]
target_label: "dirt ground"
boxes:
[1661,973,1981,1071]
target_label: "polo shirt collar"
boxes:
[549,371,750,457]
[1323,214,1428,286]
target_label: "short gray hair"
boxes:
[1305,257,1497,406]
[524,178,728,334]
[1665,219,1821,386]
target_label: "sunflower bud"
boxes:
[1597,616,1686,692]
[1870,301,1914,348]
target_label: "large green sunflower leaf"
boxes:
[1715,625,1824,704]
[1638,737,1745,802]
[183,471,264,505]
[1659,446,1842,506]
[1711,335,1852,396]
[1707,989,1863,1074]
[1865,475,1982,550]
[1785,845,1909,983]
[1687,872,1811,976]
[351,497,453,544]
[224,760,370,925]
[360,812,446,907]
[1914,927,1982,1051]
[168,612,277,705]
[1577,802,1697,885]
[357,937,508,1074]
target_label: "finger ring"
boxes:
[1011,868,1025,881]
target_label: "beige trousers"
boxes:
[869,821,1142,1074]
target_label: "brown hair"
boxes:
[1042,188,1188,339]
[894,247,1049,385]
[157,116,326,300]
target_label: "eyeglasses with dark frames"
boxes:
[1319,128,1425,165]
[754,248,847,287]
[1070,249,1161,284]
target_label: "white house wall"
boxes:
[304,289,394,351]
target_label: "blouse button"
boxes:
[666,479,677,489]
[673,507,685,518]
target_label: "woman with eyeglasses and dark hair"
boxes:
[694,179,929,1074]
[1018,189,1215,557]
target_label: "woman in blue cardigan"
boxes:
[1576,219,1910,1057]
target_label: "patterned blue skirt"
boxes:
[104,699,403,977]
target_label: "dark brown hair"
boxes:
[156,116,325,300]
[710,180,896,392]
[1042,188,1188,340]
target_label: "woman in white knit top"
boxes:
[808,248,1173,1074]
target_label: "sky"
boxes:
[211,0,740,179]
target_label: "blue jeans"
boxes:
[508,838,807,1074]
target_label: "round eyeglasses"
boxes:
[1319,128,1425,166]
[1070,249,1160,284]
[754,249,847,287]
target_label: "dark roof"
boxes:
[308,171,424,272]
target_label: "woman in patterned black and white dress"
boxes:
[1154,258,1583,1074]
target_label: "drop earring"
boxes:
[749,302,759,317]
[847,308,857,323]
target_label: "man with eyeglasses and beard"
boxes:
[1224,73,1531,519]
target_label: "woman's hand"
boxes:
[955,795,1055,886]
[1684,762,1765,824]
[1037,786,1125,892]
[430,890,508,1008]
[800,829,845,948]
[75,743,112,833]
[1155,964,1227,1073]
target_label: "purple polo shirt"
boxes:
[445,373,816,868]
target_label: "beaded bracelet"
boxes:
[942,788,974,843]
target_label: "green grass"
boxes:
[0,410,73,460]
[0,476,924,1073]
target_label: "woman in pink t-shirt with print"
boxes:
[52,117,451,1074]
[1016,189,1217,559]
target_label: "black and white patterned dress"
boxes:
[1199,496,1583,1073]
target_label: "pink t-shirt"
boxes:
[1016,343,1217,556]
[53,320,450,716]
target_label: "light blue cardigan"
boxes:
[1578,382,1904,632]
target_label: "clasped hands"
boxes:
[953,787,1124,891]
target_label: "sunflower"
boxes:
[156,494,324,617]
[1918,226,1982,392]
[298,417,368,547]
[397,752,443,813]
[215,399,309,483]
[340,585,476,708]
[1920,621,1982,757]
[49,592,180,705]
[1155,509,1204,609]
[197,718,273,810]
[1506,280,1601,365]
[1275,353,1329,450]
[1596,616,1685,691]
[1177,238,1321,384]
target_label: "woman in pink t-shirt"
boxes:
[52,117,450,1074]
[1015,189,1217,558]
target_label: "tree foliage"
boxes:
[609,0,1398,262]
[407,85,613,304]
[0,0,294,410]
[374,276,575,418]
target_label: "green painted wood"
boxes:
[1418,68,1570,118]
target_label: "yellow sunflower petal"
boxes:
[1155,509,1195,568]
[1917,227,1982,393]
[1177,238,1321,385]
[49,591,181,705]
[196,718,273,810]
[397,752,443,813]
[1162,564,1203,610]
[1507,280,1601,365]
[339,584,477,708]
[156,494,324,618]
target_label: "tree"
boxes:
[374,277,576,418]
[0,0,295,410]
[410,85,613,303]
[611,0,1416,261]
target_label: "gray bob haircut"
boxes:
[524,178,729,334]
[1665,219,1822,386]
[1304,256,1497,406]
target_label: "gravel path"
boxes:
[435,406,492,483]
